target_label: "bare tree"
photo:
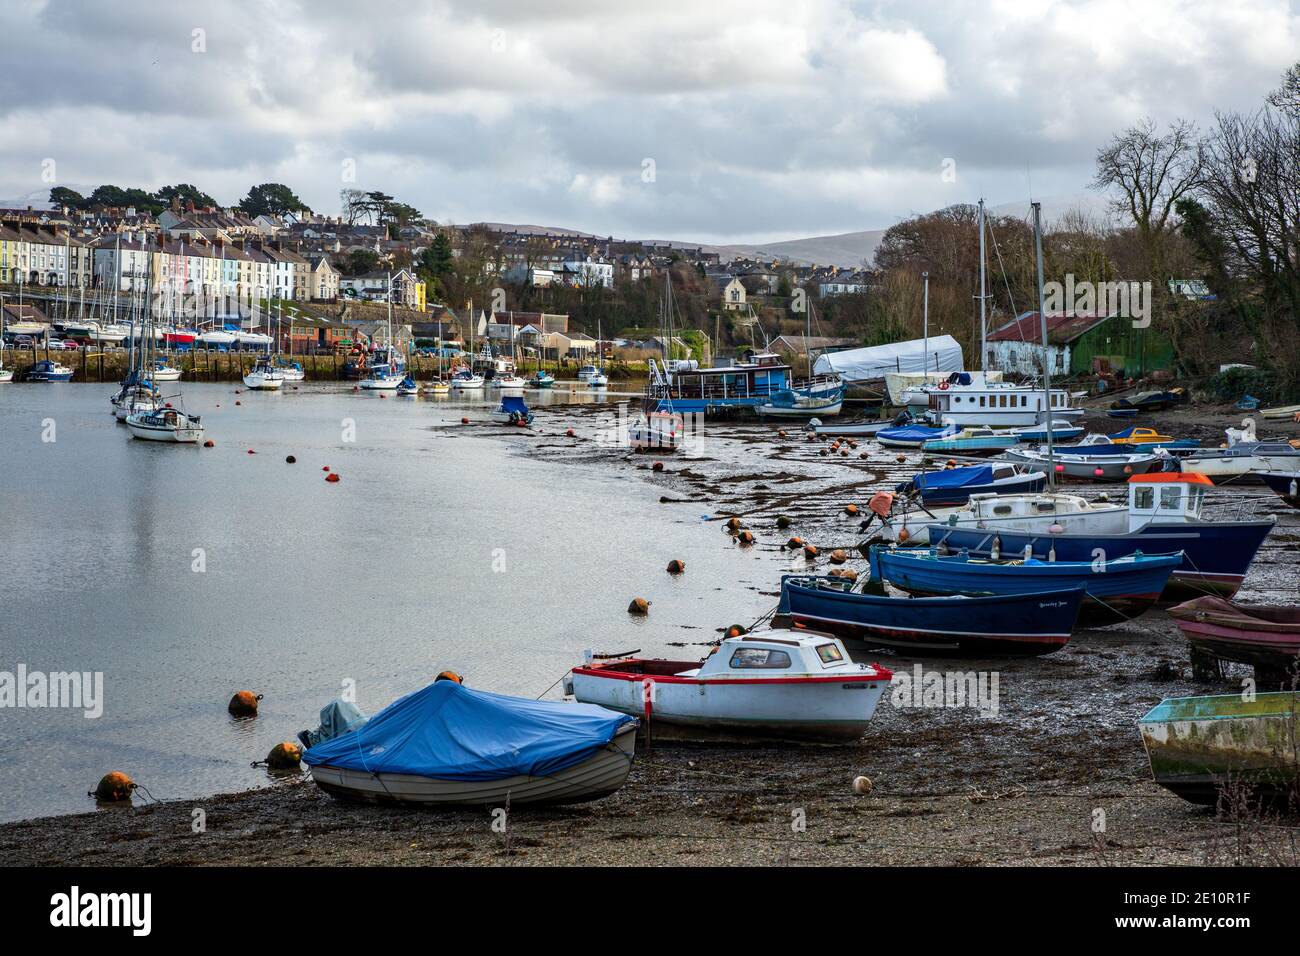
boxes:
[1267,61,1300,117]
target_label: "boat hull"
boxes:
[779,576,1083,655]
[909,473,1047,506]
[1259,471,1300,508]
[1168,597,1300,670]
[926,520,1277,601]
[873,548,1182,627]
[308,725,636,807]
[1139,693,1300,805]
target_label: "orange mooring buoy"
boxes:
[627,597,650,615]
[203,439,214,448]
[227,690,262,717]
[266,742,303,770]
[786,536,804,549]
[652,461,664,472]
[436,670,464,684]
[566,428,576,437]
[725,624,747,638]
[461,417,470,424]
[804,544,819,559]
[845,504,859,516]
[666,559,685,574]
[325,473,340,483]
[93,771,136,803]
[738,530,755,545]
[830,549,848,564]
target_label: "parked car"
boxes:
[61,340,80,350]
[13,335,35,347]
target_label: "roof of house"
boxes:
[987,311,1116,346]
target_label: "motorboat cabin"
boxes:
[924,383,1074,427]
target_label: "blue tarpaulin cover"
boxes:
[913,464,994,491]
[500,395,530,415]
[301,681,636,781]
[878,424,957,442]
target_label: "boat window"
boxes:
[1187,486,1204,514]
[1159,487,1182,510]
[979,396,986,407]
[1036,502,1056,512]
[994,504,1012,516]
[729,648,792,669]
[1133,487,1155,510]
[816,643,844,664]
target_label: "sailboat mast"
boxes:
[921,271,930,376]
[1032,201,1054,487]
[977,198,987,373]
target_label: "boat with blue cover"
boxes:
[869,546,1183,626]
[896,462,1046,505]
[777,574,1085,654]
[877,422,959,448]
[490,393,534,425]
[303,680,638,807]
[925,473,1275,600]
[1139,692,1300,805]
[1010,420,1085,443]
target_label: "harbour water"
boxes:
[0,382,776,823]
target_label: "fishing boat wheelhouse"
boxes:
[648,353,838,416]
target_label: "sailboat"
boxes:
[126,256,205,443]
[359,274,404,390]
[275,303,305,382]
[0,293,13,383]
[450,302,485,389]
[587,314,608,387]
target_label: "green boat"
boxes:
[1139,692,1300,805]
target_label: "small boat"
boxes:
[1109,388,1185,415]
[926,473,1277,600]
[150,359,182,382]
[756,386,844,418]
[1259,470,1300,508]
[587,370,609,387]
[489,394,533,425]
[1260,403,1300,420]
[576,364,599,382]
[921,426,1018,454]
[1049,432,1199,456]
[276,360,305,383]
[1138,692,1300,805]
[1010,421,1085,444]
[807,418,893,438]
[877,422,959,448]
[1106,407,1139,420]
[125,407,205,443]
[428,380,451,395]
[566,630,892,742]
[1108,427,1182,447]
[876,488,1126,546]
[778,575,1085,655]
[24,359,75,382]
[0,368,11,384]
[493,374,527,389]
[303,680,637,807]
[450,368,485,389]
[396,376,420,395]
[242,358,285,390]
[530,369,556,388]
[1167,596,1300,672]
[1180,423,1300,482]
[629,407,683,452]
[871,547,1184,627]
[896,462,1046,506]
[1002,446,1161,481]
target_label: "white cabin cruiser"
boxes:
[125,407,205,443]
[565,630,893,742]
[924,381,1075,427]
[878,488,1128,545]
[1180,421,1300,483]
[242,359,285,390]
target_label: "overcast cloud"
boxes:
[1,0,1296,243]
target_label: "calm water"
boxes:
[0,382,775,822]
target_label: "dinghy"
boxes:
[921,427,1018,454]
[778,575,1084,655]
[303,680,637,807]
[870,547,1183,627]
[629,407,683,452]
[1260,404,1300,420]
[1167,596,1300,671]
[756,386,844,418]
[1139,692,1300,805]
[566,630,892,742]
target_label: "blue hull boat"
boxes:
[1012,424,1085,443]
[778,575,1084,655]
[870,547,1183,626]
[1260,471,1299,508]
[924,520,1276,600]
[25,360,75,382]
[877,423,959,448]
[898,463,1046,505]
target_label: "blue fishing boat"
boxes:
[869,546,1183,626]
[303,680,637,807]
[1011,421,1085,443]
[896,462,1046,505]
[25,359,75,382]
[777,575,1084,655]
[877,422,959,448]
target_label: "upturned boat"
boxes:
[304,680,637,807]
[1139,692,1300,805]
[870,546,1183,627]
[778,575,1084,655]
[1167,596,1300,672]
[565,630,892,742]
[925,473,1276,600]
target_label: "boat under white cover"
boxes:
[878,490,1127,544]
[566,631,892,742]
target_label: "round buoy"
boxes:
[853,775,874,795]
[436,670,464,684]
[845,504,859,516]
[266,742,302,770]
[235,400,241,406]
[1048,523,1065,534]
[832,568,859,583]
[94,771,136,803]
[803,544,819,559]
[666,559,685,574]
[725,624,747,638]
[325,473,340,483]
[627,597,650,615]
[461,417,469,425]
[1055,464,1066,473]
[898,528,911,543]
[830,549,848,564]
[1123,465,1133,474]
[778,429,787,438]
[840,449,849,457]
[738,530,755,545]
[566,428,575,437]
[775,515,792,528]
[247,449,256,455]
[203,440,214,448]
[895,455,906,463]
[1094,467,1104,477]
[227,690,262,717]
[819,449,828,457]
[322,465,330,472]
[285,455,296,464]
[380,394,388,399]
[652,461,664,472]
[514,419,526,427]
[726,516,742,531]
[786,536,804,549]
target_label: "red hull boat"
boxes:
[1168,596,1300,671]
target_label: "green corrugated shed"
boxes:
[1067,317,1174,377]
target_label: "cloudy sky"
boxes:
[2,0,1296,243]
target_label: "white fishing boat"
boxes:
[242,358,285,390]
[494,373,527,389]
[396,376,421,395]
[877,488,1128,545]
[451,368,485,389]
[577,364,600,382]
[566,630,893,742]
[428,379,451,395]
[125,407,205,443]
[629,407,684,452]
